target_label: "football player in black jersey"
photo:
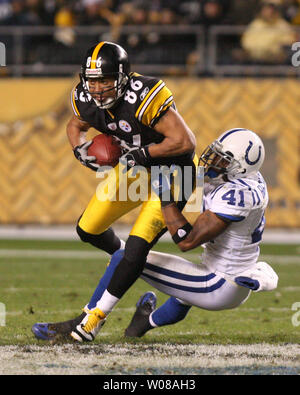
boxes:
[32,41,198,342]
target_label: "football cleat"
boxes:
[31,312,87,341]
[125,291,157,338]
[31,323,57,341]
[70,307,106,342]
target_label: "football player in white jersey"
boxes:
[123,127,278,337]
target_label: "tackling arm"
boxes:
[161,203,229,252]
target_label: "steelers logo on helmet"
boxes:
[80,41,130,109]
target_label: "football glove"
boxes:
[73,141,100,172]
[120,146,151,173]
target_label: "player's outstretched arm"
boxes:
[161,203,229,252]
[151,170,229,251]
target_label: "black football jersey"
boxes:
[70,72,194,166]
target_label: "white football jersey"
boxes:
[201,172,268,275]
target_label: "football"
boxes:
[88,134,122,167]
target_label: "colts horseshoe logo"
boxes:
[245,141,262,165]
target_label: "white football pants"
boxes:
[141,250,251,310]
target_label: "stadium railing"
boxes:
[0,25,205,77]
[0,25,300,77]
[207,25,300,76]
[1,24,300,77]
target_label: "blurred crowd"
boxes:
[1,0,300,72]
[1,0,300,29]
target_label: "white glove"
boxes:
[73,141,100,172]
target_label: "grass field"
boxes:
[0,239,299,375]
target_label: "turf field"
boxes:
[0,239,299,375]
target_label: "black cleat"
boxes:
[125,291,157,338]
[32,312,86,341]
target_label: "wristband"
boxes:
[172,222,193,244]
[143,145,151,159]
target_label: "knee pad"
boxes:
[76,224,121,254]
[76,224,92,243]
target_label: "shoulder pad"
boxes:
[70,82,93,119]
[129,74,174,127]
[210,182,253,219]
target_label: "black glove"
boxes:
[120,146,151,173]
[73,141,100,172]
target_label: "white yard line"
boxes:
[0,225,299,244]
[0,248,299,265]
[0,249,109,259]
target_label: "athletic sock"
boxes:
[96,289,119,315]
[87,249,124,310]
[150,297,191,327]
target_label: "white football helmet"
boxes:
[200,128,265,179]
